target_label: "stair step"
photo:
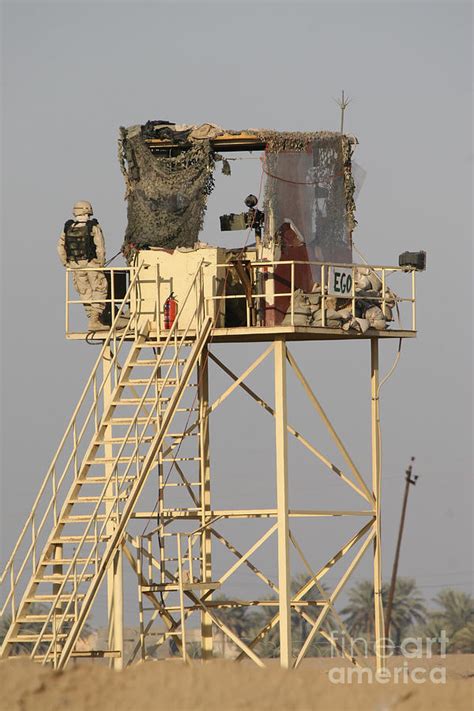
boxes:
[106,416,167,425]
[9,634,69,642]
[77,476,137,484]
[70,496,129,503]
[50,535,111,543]
[122,378,179,386]
[26,593,86,602]
[63,514,111,523]
[134,359,188,367]
[122,379,198,388]
[17,613,77,623]
[86,456,146,464]
[35,573,94,583]
[41,558,94,566]
[94,437,155,445]
[112,398,170,405]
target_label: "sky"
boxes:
[1,0,472,628]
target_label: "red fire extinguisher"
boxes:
[164,292,178,329]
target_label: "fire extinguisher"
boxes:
[164,292,178,329]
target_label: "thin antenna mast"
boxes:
[335,90,351,134]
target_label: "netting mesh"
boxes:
[118,126,215,257]
[258,131,354,265]
[118,126,355,263]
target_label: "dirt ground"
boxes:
[0,655,472,711]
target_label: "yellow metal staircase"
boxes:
[0,264,212,668]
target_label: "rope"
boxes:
[262,155,343,186]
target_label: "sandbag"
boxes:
[365,305,386,330]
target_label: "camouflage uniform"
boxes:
[57,204,108,328]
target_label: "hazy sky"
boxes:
[1,0,472,624]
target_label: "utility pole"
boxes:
[384,457,418,640]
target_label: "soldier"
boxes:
[58,201,108,331]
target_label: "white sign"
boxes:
[328,267,353,297]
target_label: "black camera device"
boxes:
[220,195,265,237]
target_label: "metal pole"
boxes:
[103,349,124,670]
[370,338,385,673]
[335,90,351,134]
[199,347,213,660]
[112,547,124,670]
[384,457,417,639]
[177,533,187,662]
[274,337,291,668]
[52,543,63,664]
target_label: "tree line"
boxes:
[209,576,474,658]
[1,576,472,659]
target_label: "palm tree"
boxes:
[423,588,474,652]
[451,622,474,653]
[430,589,474,636]
[340,580,376,640]
[341,578,426,649]
[389,578,426,648]
[290,573,331,657]
[213,595,259,639]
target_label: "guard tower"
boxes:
[0,125,422,671]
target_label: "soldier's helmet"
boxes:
[73,200,93,217]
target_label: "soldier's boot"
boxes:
[113,315,129,330]
[88,315,108,332]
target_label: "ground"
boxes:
[0,655,472,711]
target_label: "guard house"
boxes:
[0,123,422,671]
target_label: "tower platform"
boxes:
[66,324,416,343]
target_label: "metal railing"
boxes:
[65,266,134,336]
[41,262,208,666]
[0,265,146,626]
[65,260,416,337]
[207,260,417,332]
[1,262,208,664]
[65,261,207,338]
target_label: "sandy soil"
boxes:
[0,655,472,711]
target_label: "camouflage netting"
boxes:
[118,125,356,260]
[253,132,355,220]
[254,130,356,252]
[118,125,216,258]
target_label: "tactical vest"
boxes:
[64,219,98,262]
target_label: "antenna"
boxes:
[335,89,352,134]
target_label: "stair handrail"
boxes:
[0,264,145,617]
[29,262,208,663]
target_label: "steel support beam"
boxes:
[103,349,124,670]
[371,338,385,674]
[198,347,213,660]
[274,337,292,668]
